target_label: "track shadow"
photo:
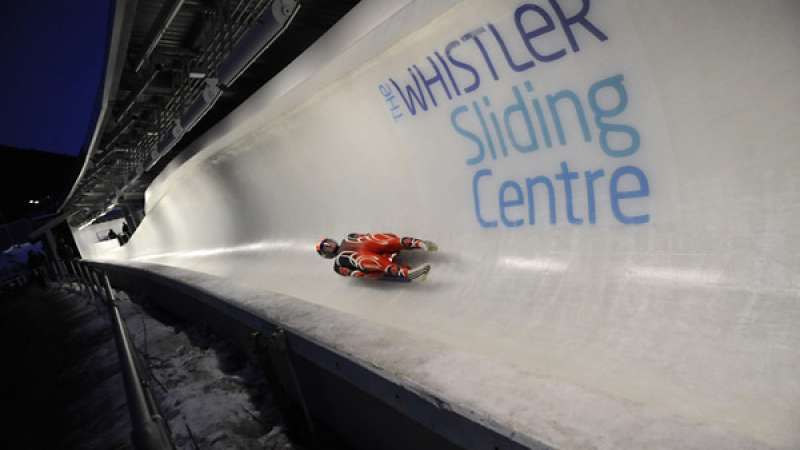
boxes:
[338,251,465,294]
[394,250,465,266]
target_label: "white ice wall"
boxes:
[99,1,800,448]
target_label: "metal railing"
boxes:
[49,259,176,450]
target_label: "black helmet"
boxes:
[315,238,339,258]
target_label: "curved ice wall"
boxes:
[94,1,800,448]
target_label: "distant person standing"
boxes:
[121,222,131,244]
[109,229,124,245]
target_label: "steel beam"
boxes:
[134,0,186,73]
[114,69,160,128]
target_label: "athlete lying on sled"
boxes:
[315,233,437,282]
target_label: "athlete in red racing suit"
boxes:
[316,233,437,281]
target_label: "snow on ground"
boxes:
[114,289,296,450]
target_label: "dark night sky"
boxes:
[0,1,113,157]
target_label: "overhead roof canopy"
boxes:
[60,0,359,228]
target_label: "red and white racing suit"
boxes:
[333,233,426,281]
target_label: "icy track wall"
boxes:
[88,0,800,448]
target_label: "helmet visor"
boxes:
[322,240,338,254]
[317,239,339,258]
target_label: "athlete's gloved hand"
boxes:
[421,240,438,252]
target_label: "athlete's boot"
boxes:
[408,264,431,281]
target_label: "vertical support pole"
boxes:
[101,272,115,304]
[52,260,60,281]
[58,260,66,282]
[66,260,75,283]
[88,267,106,316]
[83,264,94,297]
[78,263,94,299]
[74,261,85,293]
[64,260,72,288]
[44,229,58,262]
[61,260,69,282]
[69,260,79,288]
[53,260,62,282]
[91,269,105,303]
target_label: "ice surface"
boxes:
[82,1,800,448]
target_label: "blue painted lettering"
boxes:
[610,166,650,224]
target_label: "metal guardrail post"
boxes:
[51,260,60,281]
[61,260,70,282]
[52,259,64,284]
[100,271,175,450]
[83,265,93,293]
[68,260,79,288]
[90,268,110,318]
[74,261,85,293]
[89,267,107,303]
[78,263,94,300]
[73,261,81,285]
[74,261,83,289]
[253,328,319,448]
[60,260,69,281]
[80,263,90,297]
